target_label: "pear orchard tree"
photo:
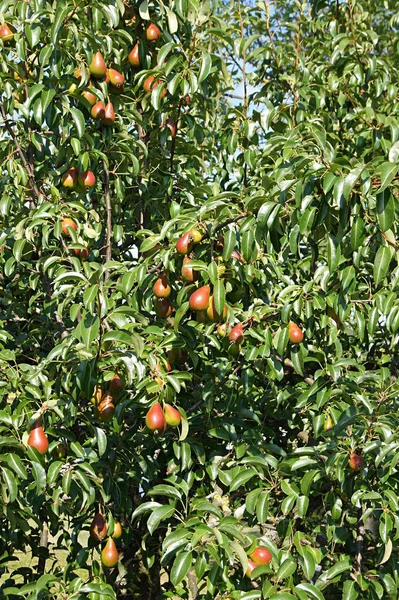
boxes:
[0,0,399,598]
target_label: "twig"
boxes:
[103,159,112,277]
[364,213,399,249]
[201,212,248,241]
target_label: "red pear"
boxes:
[246,559,258,578]
[143,76,167,97]
[27,419,48,454]
[153,274,171,298]
[78,169,96,189]
[145,402,167,435]
[62,167,78,190]
[128,43,140,67]
[176,232,193,255]
[91,101,105,120]
[0,23,13,42]
[61,217,77,237]
[164,404,181,427]
[288,321,303,344]
[112,521,123,539]
[90,512,107,542]
[81,85,97,106]
[101,537,119,568]
[228,322,243,344]
[250,546,272,565]
[181,257,198,282]
[154,298,172,318]
[74,247,89,261]
[107,68,125,89]
[96,394,115,423]
[189,285,210,312]
[146,23,161,41]
[109,374,124,398]
[89,51,107,78]
[349,453,364,472]
[102,102,115,126]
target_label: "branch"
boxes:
[103,159,112,278]
[355,507,365,575]
[201,212,248,241]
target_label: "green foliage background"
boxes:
[1,0,399,598]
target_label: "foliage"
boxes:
[1,0,399,598]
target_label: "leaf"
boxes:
[255,491,269,523]
[170,550,192,586]
[277,558,297,580]
[147,505,175,534]
[373,246,392,285]
[213,279,225,316]
[376,190,395,232]
[198,52,212,83]
[51,2,70,44]
[95,427,107,456]
[69,107,85,139]
[376,162,398,193]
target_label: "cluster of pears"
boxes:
[127,23,167,97]
[27,418,49,454]
[246,546,272,577]
[60,216,89,261]
[145,401,181,436]
[61,166,96,191]
[90,512,122,568]
[91,374,124,423]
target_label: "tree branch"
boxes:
[103,159,112,278]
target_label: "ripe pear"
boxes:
[228,322,243,344]
[176,232,193,255]
[189,229,202,243]
[27,419,49,454]
[62,167,78,190]
[75,247,89,261]
[96,394,115,423]
[146,23,161,41]
[102,102,115,126]
[81,85,97,106]
[164,404,181,427]
[143,76,167,97]
[246,559,258,578]
[77,169,96,189]
[0,23,13,42]
[109,374,124,398]
[349,453,364,472]
[217,323,228,338]
[207,295,228,322]
[189,285,210,312]
[181,257,198,282]
[128,43,140,67]
[288,321,303,344]
[101,537,119,568]
[91,101,105,120]
[250,546,272,565]
[61,217,77,237]
[89,51,107,78]
[112,521,123,539]
[107,68,125,89]
[153,274,171,298]
[154,298,172,318]
[145,402,167,435]
[90,512,107,542]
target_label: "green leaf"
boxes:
[213,279,225,316]
[198,52,212,83]
[170,550,192,586]
[69,107,85,138]
[147,505,175,535]
[277,558,297,580]
[373,246,392,285]
[376,162,398,193]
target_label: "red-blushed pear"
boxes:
[27,419,48,454]
[146,23,161,41]
[349,453,364,472]
[189,229,202,243]
[229,322,243,344]
[61,217,77,237]
[164,404,181,427]
[128,43,140,67]
[89,51,107,78]
[78,169,96,189]
[91,384,103,405]
[96,394,115,423]
[109,374,124,398]
[217,323,228,338]
[108,68,125,89]
[207,295,228,322]
[153,274,171,298]
[143,75,167,97]
[91,101,105,120]
[61,167,78,189]
[246,559,258,578]
[90,512,107,542]
[181,257,198,282]
[75,247,89,261]
[288,321,303,344]
[0,23,13,42]
[250,546,272,565]
[74,66,85,80]
[102,102,115,126]
[189,285,210,312]
[145,402,167,435]
[112,522,122,540]
[81,85,97,106]
[176,232,193,255]
[154,297,172,318]
[101,537,119,568]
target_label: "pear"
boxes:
[107,68,125,89]
[89,51,107,78]
[181,257,198,282]
[27,419,49,454]
[77,170,96,189]
[90,512,107,542]
[153,274,171,298]
[109,374,124,398]
[146,23,161,41]
[101,537,119,568]
[91,101,105,120]
[61,167,78,190]
[176,232,193,255]
[0,23,13,42]
[189,229,202,243]
[324,416,334,431]
[145,402,167,435]
[207,295,227,322]
[154,298,172,318]
[189,285,210,311]
[288,321,303,344]
[81,84,97,106]
[102,102,115,126]
[128,43,140,67]
[196,310,208,323]
[96,394,115,423]
[217,323,228,338]
[90,384,103,405]
[250,546,272,565]
[164,404,181,427]
[349,453,364,472]
[143,76,167,97]
[61,217,77,237]
[112,521,123,539]
[229,322,243,344]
